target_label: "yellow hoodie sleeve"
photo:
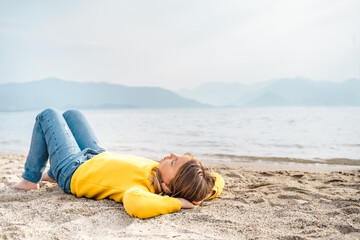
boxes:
[123,187,182,219]
[208,172,225,200]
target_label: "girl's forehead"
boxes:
[178,154,192,162]
[175,155,192,169]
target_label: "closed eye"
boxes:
[171,158,178,166]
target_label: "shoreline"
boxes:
[207,160,360,173]
[2,151,360,173]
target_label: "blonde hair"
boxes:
[150,154,215,202]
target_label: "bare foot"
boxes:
[12,179,39,190]
[42,172,56,183]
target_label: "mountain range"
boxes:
[0,78,208,111]
[1,77,359,111]
[177,78,360,107]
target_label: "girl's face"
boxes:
[158,153,191,186]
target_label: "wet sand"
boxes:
[1,152,360,239]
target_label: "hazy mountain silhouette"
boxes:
[177,78,360,107]
[178,82,249,105]
[2,78,359,110]
[0,78,209,111]
[177,80,275,105]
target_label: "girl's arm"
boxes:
[123,187,182,219]
[123,173,224,219]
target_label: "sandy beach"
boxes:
[1,152,360,240]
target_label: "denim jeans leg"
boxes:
[23,108,82,191]
[62,110,106,153]
[22,113,50,183]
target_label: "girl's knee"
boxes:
[62,109,82,119]
[36,108,60,121]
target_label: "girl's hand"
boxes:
[178,198,197,209]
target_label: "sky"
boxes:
[0,0,360,90]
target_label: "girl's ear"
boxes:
[161,182,172,193]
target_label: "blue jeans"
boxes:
[22,108,105,193]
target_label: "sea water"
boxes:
[0,107,359,165]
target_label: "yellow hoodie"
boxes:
[70,152,224,219]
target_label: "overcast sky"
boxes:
[0,0,359,90]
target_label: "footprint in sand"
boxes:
[341,207,360,215]
[336,224,360,234]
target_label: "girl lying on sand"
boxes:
[13,109,224,219]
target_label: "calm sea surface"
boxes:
[0,107,359,165]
